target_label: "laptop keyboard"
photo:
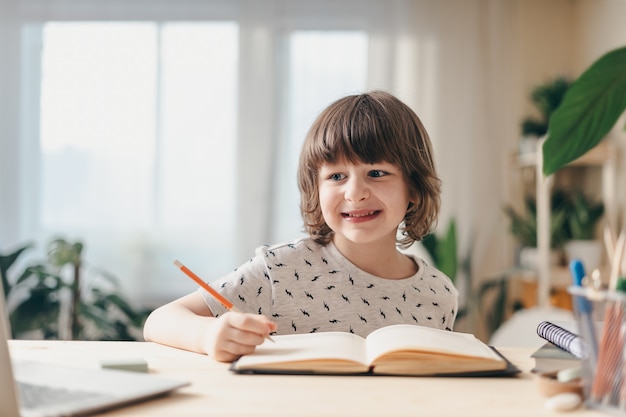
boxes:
[18,381,110,409]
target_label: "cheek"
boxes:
[392,188,413,216]
[317,186,333,212]
[318,185,343,222]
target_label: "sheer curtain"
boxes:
[32,21,240,305]
[0,0,517,308]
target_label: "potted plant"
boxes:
[563,190,605,271]
[519,76,571,154]
[565,190,605,240]
[422,219,529,340]
[542,46,626,176]
[503,191,570,269]
[0,237,149,340]
[421,220,458,283]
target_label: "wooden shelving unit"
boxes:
[515,139,617,308]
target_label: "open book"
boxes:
[231,324,516,376]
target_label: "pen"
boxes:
[569,259,598,366]
[173,260,275,342]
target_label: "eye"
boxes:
[368,170,388,178]
[329,173,346,181]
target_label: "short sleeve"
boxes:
[199,254,273,318]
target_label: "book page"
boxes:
[234,332,369,372]
[365,324,503,364]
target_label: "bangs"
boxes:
[308,94,402,166]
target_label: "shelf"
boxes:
[516,139,611,168]
[511,265,610,288]
[511,138,617,308]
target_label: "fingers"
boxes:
[228,311,276,337]
[204,312,276,362]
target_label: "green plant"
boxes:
[503,191,570,249]
[565,190,605,240]
[421,219,471,322]
[421,220,458,282]
[0,238,149,340]
[521,119,549,138]
[421,220,513,340]
[543,46,626,175]
[520,76,571,137]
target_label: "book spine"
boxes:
[536,321,586,359]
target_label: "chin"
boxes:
[339,233,393,246]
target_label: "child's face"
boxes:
[318,159,412,248]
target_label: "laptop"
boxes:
[0,284,190,417]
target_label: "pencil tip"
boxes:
[173,260,182,268]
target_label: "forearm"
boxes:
[143,292,277,362]
[143,302,216,355]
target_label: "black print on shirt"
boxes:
[205,239,457,338]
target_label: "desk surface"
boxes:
[9,340,604,417]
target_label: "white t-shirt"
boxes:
[200,237,459,337]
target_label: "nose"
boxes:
[344,177,369,202]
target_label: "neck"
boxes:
[332,236,417,279]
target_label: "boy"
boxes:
[143,91,458,362]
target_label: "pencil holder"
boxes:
[568,286,626,415]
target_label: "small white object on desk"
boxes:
[557,367,582,383]
[544,393,582,412]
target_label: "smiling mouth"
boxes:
[342,210,381,219]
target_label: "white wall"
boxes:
[575,0,626,68]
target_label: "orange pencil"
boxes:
[173,260,275,342]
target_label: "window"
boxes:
[38,22,239,302]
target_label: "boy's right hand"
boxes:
[203,311,276,362]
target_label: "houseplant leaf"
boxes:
[421,220,458,281]
[543,46,626,176]
[3,238,148,341]
[10,283,62,338]
[437,220,458,281]
[0,243,33,297]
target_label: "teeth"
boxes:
[348,211,375,217]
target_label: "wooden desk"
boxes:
[8,340,604,417]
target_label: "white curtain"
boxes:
[0,0,518,307]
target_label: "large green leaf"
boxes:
[543,46,626,176]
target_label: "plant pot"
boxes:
[564,240,603,272]
[519,135,539,155]
[519,247,561,270]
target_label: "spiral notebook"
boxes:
[531,321,583,373]
[536,321,586,358]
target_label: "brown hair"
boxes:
[297,90,441,248]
